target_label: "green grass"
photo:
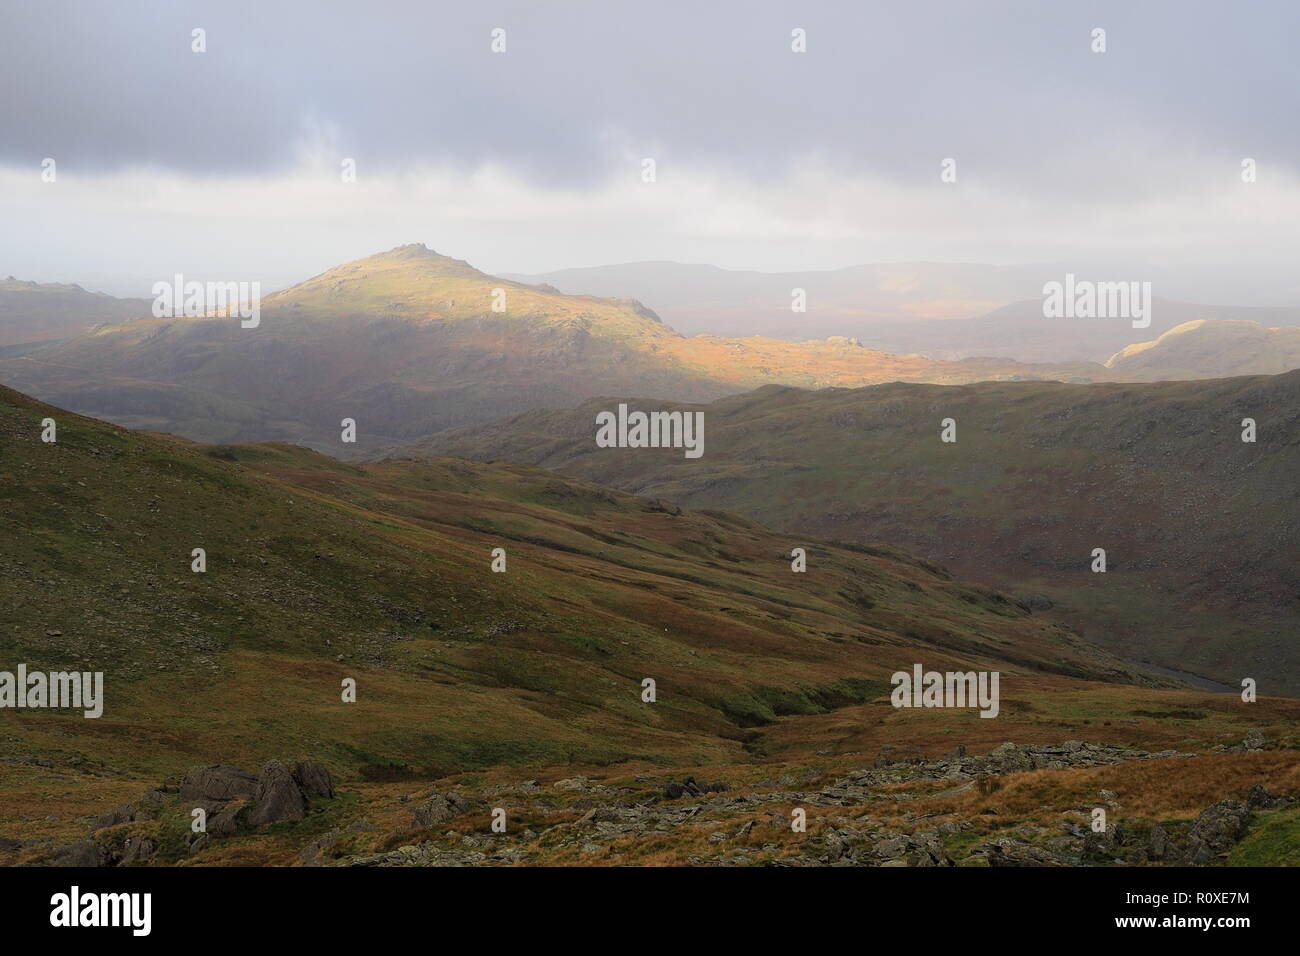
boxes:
[1226,807,1300,866]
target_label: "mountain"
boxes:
[420,371,1300,696]
[505,261,1300,366]
[914,300,1300,365]
[2,385,1296,867]
[502,261,1044,337]
[0,245,1109,454]
[0,278,152,347]
[1106,320,1300,379]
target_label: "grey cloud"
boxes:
[2,0,1298,192]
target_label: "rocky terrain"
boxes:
[11,734,1296,868]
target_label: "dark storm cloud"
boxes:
[3,0,1297,192]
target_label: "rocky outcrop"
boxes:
[246,760,307,827]
[53,840,107,867]
[412,792,473,828]
[180,765,258,802]
[51,758,340,867]
[91,804,139,832]
[1183,800,1251,864]
[663,777,730,800]
[293,761,335,800]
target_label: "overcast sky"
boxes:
[2,0,1298,301]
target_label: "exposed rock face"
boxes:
[1247,784,1293,810]
[121,836,156,864]
[981,839,1060,867]
[208,807,244,837]
[246,760,307,827]
[180,765,258,802]
[54,840,106,867]
[293,761,335,800]
[412,793,473,828]
[663,777,730,800]
[1184,800,1251,864]
[91,804,138,831]
[1147,824,1169,861]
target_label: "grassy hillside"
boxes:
[2,386,1297,866]
[421,372,1300,695]
[1,382,1171,778]
[1106,319,1300,378]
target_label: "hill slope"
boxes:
[1,382,1170,781]
[420,372,1300,695]
[1106,319,1300,379]
[6,387,1300,867]
[0,278,152,346]
[0,245,1107,453]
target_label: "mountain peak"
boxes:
[355,243,484,275]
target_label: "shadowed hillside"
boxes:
[0,278,152,346]
[420,371,1300,695]
[3,385,1297,867]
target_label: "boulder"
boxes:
[120,836,156,864]
[1184,800,1250,864]
[1147,823,1168,861]
[54,840,106,867]
[246,760,306,827]
[412,792,472,828]
[1246,784,1292,810]
[292,761,335,800]
[207,806,245,837]
[180,764,258,802]
[91,804,137,831]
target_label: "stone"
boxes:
[412,792,471,828]
[1184,800,1250,864]
[121,836,156,864]
[208,806,244,837]
[54,840,105,867]
[1246,784,1292,810]
[1147,824,1168,861]
[292,761,335,800]
[91,804,137,831]
[179,764,258,802]
[246,760,306,827]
